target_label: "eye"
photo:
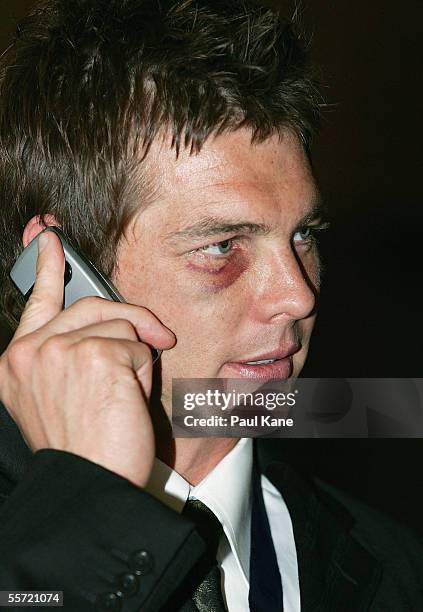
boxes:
[199,239,233,255]
[293,226,312,242]
[293,220,331,244]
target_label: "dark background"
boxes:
[0,2,422,532]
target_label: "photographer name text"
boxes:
[183,414,294,428]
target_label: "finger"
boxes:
[66,318,140,344]
[14,230,65,340]
[54,319,147,346]
[73,336,154,396]
[34,297,176,349]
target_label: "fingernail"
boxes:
[38,232,49,253]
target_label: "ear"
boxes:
[22,214,60,248]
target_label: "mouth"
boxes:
[244,358,278,365]
[224,345,300,380]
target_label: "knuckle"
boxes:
[74,337,111,368]
[5,338,33,373]
[73,295,105,311]
[26,292,58,312]
[39,335,69,361]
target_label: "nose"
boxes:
[254,246,317,322]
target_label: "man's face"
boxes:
[114,129,322,412]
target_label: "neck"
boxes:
[156,436,239,485]
[150,378,240,484]
[150,392,238,484]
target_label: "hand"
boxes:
[0,230,176,487]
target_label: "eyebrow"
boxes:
[165,199,325,242]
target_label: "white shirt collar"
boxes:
[144,437,253,582]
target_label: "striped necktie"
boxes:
[182,498,226,612]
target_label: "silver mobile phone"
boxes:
[10,226,161,363]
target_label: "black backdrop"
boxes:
[0,1,422,533]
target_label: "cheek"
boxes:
[300,248,321,291]
[186,253,249,293]
[161,259,252,355]
[115,248,251,342]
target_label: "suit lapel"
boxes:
[255,440,382,612]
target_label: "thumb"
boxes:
[14,229,65,339]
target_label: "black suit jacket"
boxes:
[0,402,422,612]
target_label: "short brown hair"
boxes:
[0,0,321,328]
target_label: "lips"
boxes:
[225,357,293,380]
[224,344,300,380]
[237,345,300,364]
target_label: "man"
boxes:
[0,1,422,611]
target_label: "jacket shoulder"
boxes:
[315,478,423,608]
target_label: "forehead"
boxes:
[141,128,319,232]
